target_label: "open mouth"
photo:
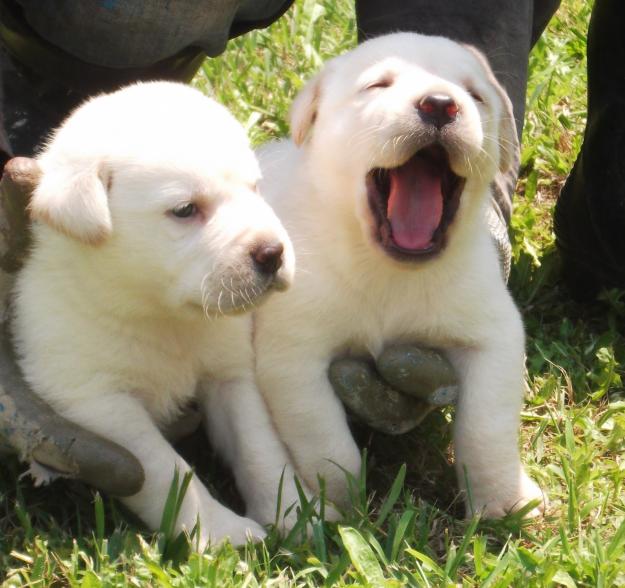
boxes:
[366,144,465,260]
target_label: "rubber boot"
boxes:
[554,0,625,299]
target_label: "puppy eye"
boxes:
[170,202,198,219]
[364,76,394,91]
[467,88,485,104]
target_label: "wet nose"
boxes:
[251,241,284,275]
[416,94,458,129]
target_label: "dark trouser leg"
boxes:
[356,0,561,225]
[0,0,295,165]
[554,0,625,299]
[0,49,83,164]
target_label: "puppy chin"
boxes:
[184,300,248,319]
[199,279,288,318]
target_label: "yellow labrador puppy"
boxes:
[255,33,545,518]
[13,82,302,547]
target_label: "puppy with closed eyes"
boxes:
[254,33,546,518]
[12,81,304,547]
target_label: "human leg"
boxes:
[554,0,625,298]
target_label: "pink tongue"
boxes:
[387,158,443,250]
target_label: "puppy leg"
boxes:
[257,358,362,507]
[64,393,267,547]
[448,320,545,518]
[201,377,329,531]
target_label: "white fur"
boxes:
[13,81,306,547]
[255,34,545,518]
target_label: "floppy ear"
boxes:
[463,45,520,173]
[290,70,325,146]
[29,162,112,245]
[492,82,519,174]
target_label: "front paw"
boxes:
[247,477,312,530]
[248,476,342,534]
[201,514,267,549]
[302,446,361,508]
[188,505,267,549]
[467,471,547,519]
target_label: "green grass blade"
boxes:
[339,526,386,586]
[375,464,406,528]
[390,510,416,561]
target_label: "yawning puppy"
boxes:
[12,82,302,546]
[255,33,545,518]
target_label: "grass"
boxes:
[2,0,625,585]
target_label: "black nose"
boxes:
[251,241,284,275]
[416,94,458,129]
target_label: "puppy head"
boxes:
[290,33,518,262]
[31,82,294,316]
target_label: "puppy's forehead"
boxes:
[40,81,259,181]
[109,163,256,212]
[333,33,482,89]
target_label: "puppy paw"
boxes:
[248,482,344,537]
[222,517,268,547]
[300,449,361,508]
[249,483,338,533]
[514,473,548,518]
[321,501,343,523]
[281,494,344,531]
[468,472,547,519]
[247,485,309,531]
[196,512,267,549]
